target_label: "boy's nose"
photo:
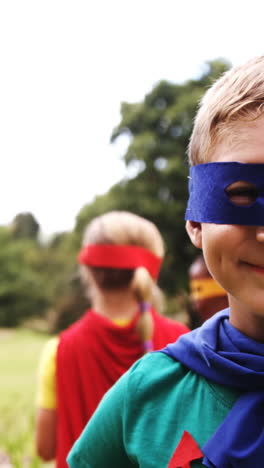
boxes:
[256,226,264,242]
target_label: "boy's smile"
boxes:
[248,264,264,274]
[187,117,264,341]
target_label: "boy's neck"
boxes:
[229,295,264,343]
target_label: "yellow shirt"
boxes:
[36,336,59,409]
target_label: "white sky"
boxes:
[1,0,264,235]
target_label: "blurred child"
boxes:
[68,56,264,468]
[188,254,228,327]
[35,211,189,468]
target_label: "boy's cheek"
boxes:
[185,221,203,249]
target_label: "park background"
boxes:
[1,0,264,466]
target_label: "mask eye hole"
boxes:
[225,181,258,206]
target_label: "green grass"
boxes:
[0,328,54,467]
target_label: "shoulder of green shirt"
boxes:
[67,351,241,468]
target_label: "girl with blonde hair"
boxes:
[35,211,189,468]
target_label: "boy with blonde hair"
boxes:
[68,56,264,468]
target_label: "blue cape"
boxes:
[162,310,264,468]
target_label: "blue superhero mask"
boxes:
[185,162,264,225]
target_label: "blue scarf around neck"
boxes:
[161,309,264,468]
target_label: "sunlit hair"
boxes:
[188,56,264,165]
[80,211,165,351]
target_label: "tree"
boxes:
[0,220,83,328]
[11,212,40,241]
[75,59,231,295]
[0,227,48,326]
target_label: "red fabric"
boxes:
[56,308,189,468]
[167,431,203,468]
[78,244,162,279]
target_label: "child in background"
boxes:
[35,211,189,468]
[188,254,228,327]
[68,56,264,468]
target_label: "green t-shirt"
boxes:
[68,352,241,468]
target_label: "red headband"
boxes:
[78,244,162,279]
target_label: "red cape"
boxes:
[56,308,189,467]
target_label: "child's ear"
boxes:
[185,221,202,248]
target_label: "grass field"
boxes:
[0,328,54,467]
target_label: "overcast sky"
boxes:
[1,0,264,236]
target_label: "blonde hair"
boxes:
[189,56,264,165]
[81,211,165,351]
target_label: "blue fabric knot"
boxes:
[162,309,264,468]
